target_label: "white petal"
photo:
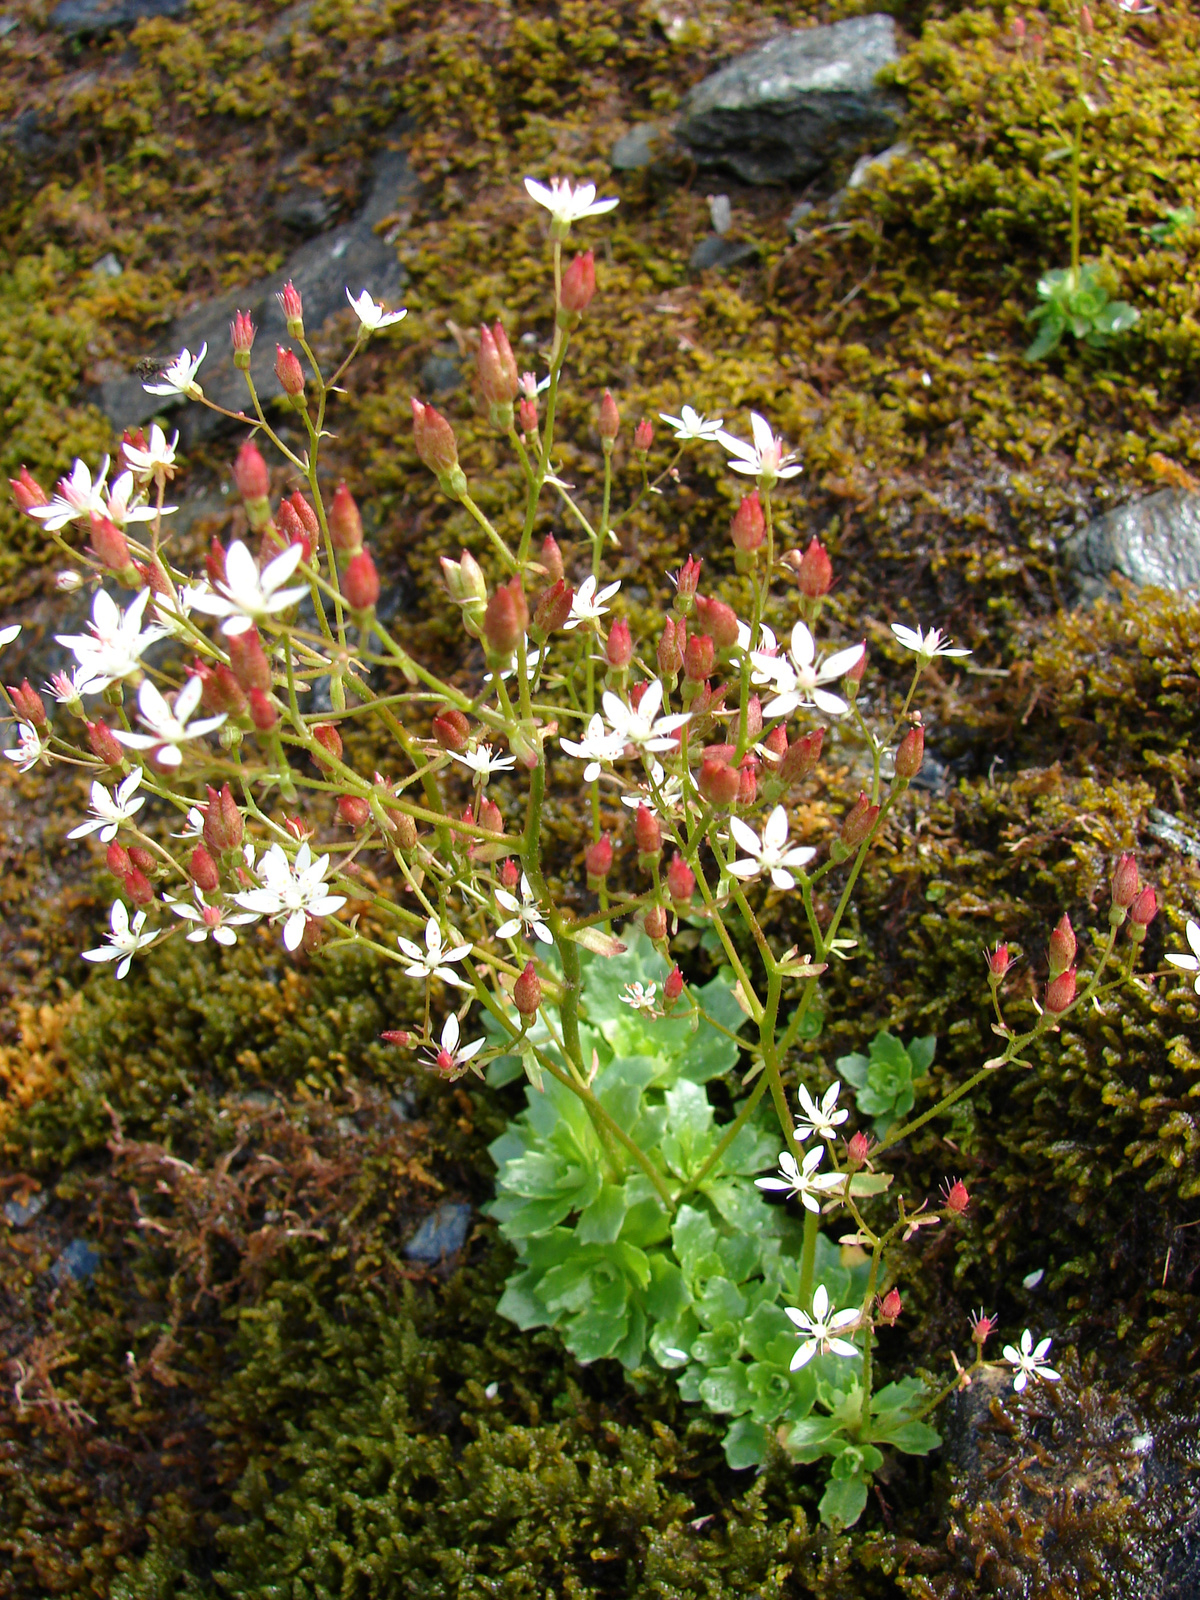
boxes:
[789,621,815,668]
[750,412,775,455]
[282,909,307,950]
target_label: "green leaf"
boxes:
[611,1303,647,1370]
[723,1415,769,1470]
[836,1052,870,1090]
[576,1183,628,1245]
[906,1035,936,1075]
[699,1363,754,1415]
[496,1269,552,1330]
[1025,312,1065,360]
[696,1276,747,1328]
[818,1472,869,1531]
[784,1414,845,1463]
[565,1307,630,1363]
[880,1420,942,1455]
[644,1255,691,1323]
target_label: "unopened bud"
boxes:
[478,797,504,835]
[674,555,703,614]
[846,1129,871,1167]
[539,533,564,584]
[794,539,832,598]
[393,811,418,851]
[478,322,520,406]
[484,578,528,659]
[745,695,763,742]
[343,548,381,612]
[329,482,363,554]
[684,632,714,683]
[1129,886,1157,929]
[657,616,686,680]
[987,942,1011,980]
[513,961,542,1018]
[190,845,220,893]
[585,834,613,884]
[559,250,596,316]
[598,390,620,447]
[106,841,132,877]
[532,578,573,640]
[894,723,924,780]
[843,645,867,696]
[779,728,824,786]
[667,851,695,908]
[380,1028,413,1047]
[664,964,684,1005]
[200,663,249,719]
[248,688,278,731]
[500,857,520,888]
[230,309,256,368]
[606,617,633,671]
[839,792,879,850]
[634,418,654,453]
[634,803,661,861]
[233,438,270,504]
[731,493,765,553]
[312,722,343,770]
[1048,914,1076,978]
[227,627,272,694]
[206,537,228,588]
[89,514,131,575]
[203,783,244,853]
[941,1178,970,1215]
[692,595,739,652]
[698,753,741,809]
[432,706,471,752]
[518,397,538,435]
[1012,15,1026,39]
[763,725,789,761]
[339,794,371,828]
[124,868,154,906]
[10,466,48,512]
[738,757,758,807]
[643,904,668,942]
[9,680,46,728]
[274,345,305,401]
[878,1288,903,1323]
[1044,968,1077,1014]
[87,720,124,766]
[412,397,458,472]
[1111,853,1140,911]
[1080,4,1092,32]
[277,279,304,336]
[287,489,319,549]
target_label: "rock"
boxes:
[611,122,669,171]
[49,0,187,35]
[0,15,20,38]
[90,251,123,278]
[53,1238,100,1283]
[675,15,903,186]
[1066,488,1200,599]
[99,130,418,445]
[688,236,758,272]
[404,1200,472,1263]
[707,193,732,235]
[419,348,465,396]
[4,1190,47,1227]
[271,184,333,235]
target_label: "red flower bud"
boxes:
[132,558,171,598]
[323,481,362,555]
[274,345,305,399]
[657,616,686,679]
[560,250,596,314]
[971,1309,997,1346]
[199,663,249,719]
[203,783,244,854]
[987,942,1011,979]
[478,322,520,405]
[88,514,130,574]
[234,439,270,511]
[478,797,504,835]
[87,720,124,766]
[738,757,758,807]
[532,578,574,639]
[1048,914,1076,978]
[518,398,538,435]
[206,537,228,588]
[598,389,620,445]
[674,555,703,609]
[190,844,220,893]
[779,728,824,786]
[840,792,879,849]
[9,679,46,728]
[10,466,48,512]
[634,803,662,860]
[941,1177,970,1215]
[106,841,131,877]
[484,578,529,658]
[124,868,154,906]
[227,626,272,694]
[539,533,564,584]
[667,851,695,907]
[684,632,714,683]
[411,398,460,474]
[1080,4,1092,32]
[745,694,763,741]
[1129,886,1157,928]
[338,795,371,828]
[844,645,867,692]
[664,964,684,1004]
[312,722,343,769]
[1044,968,1077,1014]
[731,493,765,553]
[500,857,521,888]
[692,595,739,652]
[878,1288,903,1323]
[698,754,741,809]
[380,1028,413,1047]
[432,706,470,752]
[643,904,668,941]
[514,961,542,1017]
[230,309,256,365]
[894,723,924,780]
[1111,853,1139,909]
[277,279,303,329]
[127,845,156,876]
[585,834,613,881]
[343,548,380,611]
[794,538,832,598]
[606,617,633,670]
[846,1130,871,1167]
[248,688,278,731]
[763,725,788,761]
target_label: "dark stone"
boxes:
[272,185,333,235]
[404,1201,472,1263]
[688,236,758,272]
[4,1190,47,1227]
[419,350,465,396]
[611,123,668,171]
[11,107,54,162]
[53,1238,100,1283]
[49,0,187,35]
[1065,488,1200,600]
[99,131,419,444]
[675,15,903,186]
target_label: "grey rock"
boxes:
[10,107,54,162]
[53,1238,100,1283]
[689,235,758,272]
[49,0,187,34]
[707,193,732,235]
[1146,807,1200,860]
[100,132,419,444]
[4,1190,47,1227]
[91,251,123,278]
[676,15,903,186]
[0,15,20,37]
[1066,488,1200,599]
[272,184,333,235]
[419,349,465,396]
[404,1200,472,1263]
[611,122,668,171]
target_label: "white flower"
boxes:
[26,457,109,531]
[143,342,207,398]
[233,841,347,951]
[736,620,776,658]
[56,588,167,695]
[495,873,553,946]
[346,287,408,330]
[620,981,658,1013]
[727,805,816,890]
[173,806,206,839]
[564,575,621,630]
[1166,920,1200,995]
[601,680,690,753]
[4,721,50,774]
[67,769,145,842]
[523,175,619,231]
[1002,1328,1061,1392]
[166,888,260,945]
[113,676,226,768]
[396,915,474,986]
[45,668,88,706]
[55,571,82,592]
[795,1082,848,1142]
[752,621,865,719]
[81,899,161,979]
[483,639,543,685]
[658,405,725,442]
[715,412,802,484]
[784,1284,861,1370]
[620,760,684,819]
[755,1145,842,1213]
[424,1011,486,1074]
[890,622,971,662]
[121,425,178,485]
[560,713,627,782]
[188,539,308,636]
[0,624,21,648]
[450,743,517,785]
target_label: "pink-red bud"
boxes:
[203,783,244,854]
[664,964,684,1004]
[124,868,154,906]
[667,851,695,907]
[484,578,529,658]
[190,845,220,893]
[1129,886,1157,928]
[518,398,538,435]
[1044,968,1077,1014]
[763,725,789,760]
[539,533,564,584]
[846,1130,871,1167]
[941,1178,970,1215]
[987,942,1011,979]
[199,662,249,719]
[477,797,504,835]
[585,834,613,882]
[635,803,662,860]
[683,632,714,684]
[432,706,470,752]
[879,1288,903,1323]
[87,720,124,767]
[277,279,304,333]
[9,680,46,728]
[1048,913,1076,978]
[634,418,654,452]
[697,753,741,809]
[274,345,305,399]
[411,398,460,474]
[499,857,520,888]
[794,538,832,598]
[478,322,520,405]
[1111,853,1140,909]
[234,439,271,503]
[738,757,758,807]
[692,595,739,652]
[514,961,542,1017]
[674,555,703,614]
[227,627,272,695]
[230,309,256,365]
[10,466,48,512]
[560,250,596,315]
[894,723,925,780]
[338,795,371,828]
[88,514,130,574]
[206,537,228,588]
[731,493,765,553]
[312,722,343,769]
[779,727,824,785]
[840,792,879,849]
[343,548,381,612]
[643,904,668,942]
[598,389,620,446]
[532,578,574,640]
[106,841,132,877]
[329,482,363,554]
[248,688,278,731]
[657,616,686,679]
[606,618,633,671]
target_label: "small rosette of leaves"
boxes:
[1024,263,1139,360]
[836,1030,935,1137]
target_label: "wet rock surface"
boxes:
[675,15,904,185]
[48,0,187,34]
[404,1200,472,1263]
[1065,487,1200,598]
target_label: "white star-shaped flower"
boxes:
[25,457,109,532]
[523,175,619,233]
[67,769,145,842]
[483,638,543,685]
[619,980,658,1014]
[564,575,621,630]
[188,539,308,636]
[1002,1328,1061,1392]
[735,619,776,658]
[1166,919,1200,995]
[658,405,725,442]
[45,668,88,706]
[560,713,627,782]
[495,873,553,946]
[751,621,864,719]
[81,899,161,979]
[103,467,174,528]
[784,1284,861,1370]
[755,1145,842,1213]
[619,759,684,819]
[4,721,50,774]
[715,412,802,485]
[396,916,474,986]
[113,677,226,768]
[233,841,347,952]
[122,424,179,484]
[165,888,261,945]
[891,622,971,662]
[56,588,167,696]
[795,1082,848,1142]
[450,743,517,785]
[424,1011,486,1076]
[727,805,815,890]
[143,342,207,398]
[601,680,690,753]
[346,287,408,330]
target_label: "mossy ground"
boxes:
[2,0,1199,1593]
